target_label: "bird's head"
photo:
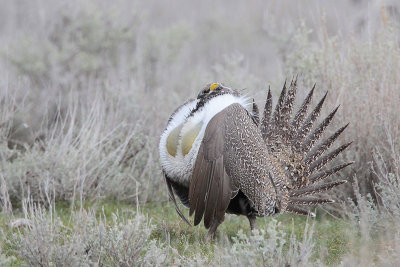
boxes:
[197,82,239,99]
[190,83,241,116]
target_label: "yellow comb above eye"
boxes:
[209,83,219,91]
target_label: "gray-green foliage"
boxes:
[8,203,167,266]
[7,202,319,266]
[0,229,15,266]
[0,104,154,204]
[5,4,139,86]
[215,220,315,267]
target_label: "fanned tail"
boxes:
[261,78,352,216]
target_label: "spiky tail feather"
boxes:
[261,78,352,216]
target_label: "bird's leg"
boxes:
[206,220,222,241]
[247,215,257,231]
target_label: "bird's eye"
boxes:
[197,88,210,98]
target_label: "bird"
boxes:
[159,79,352,239]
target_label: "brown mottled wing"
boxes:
[188,105,239,228]
[223,104,279,216]
[189,103,278,228]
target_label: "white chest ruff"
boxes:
[159,94,251,186]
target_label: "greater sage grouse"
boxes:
[159,80,352,239]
